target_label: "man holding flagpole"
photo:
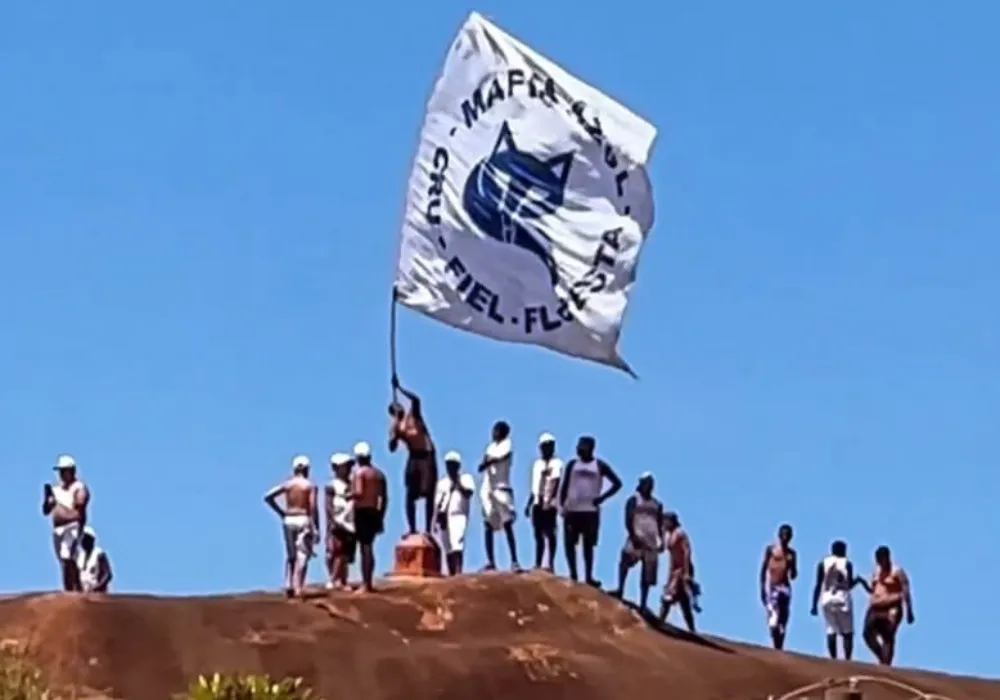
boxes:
[389,373,438,536]
[391,12,657,372]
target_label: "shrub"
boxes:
[180,673,318,700]
[0,641,50,700]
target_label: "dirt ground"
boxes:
[0,572,996,700]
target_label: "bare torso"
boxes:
[869,566,905,615]
[766,544,795,587]
[396,413,433,453]
[283,476,316,516]
[353,465,385,509]
[667,529,691,590]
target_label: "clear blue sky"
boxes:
[2,0,997,679]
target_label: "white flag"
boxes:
[394,12,657,373]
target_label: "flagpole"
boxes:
[390,285,399,403]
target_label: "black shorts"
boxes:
[354,508,383,546]
[531,506,558,533]
[404,450,438,499]
[564,511,600,548]
[866,605,902,637]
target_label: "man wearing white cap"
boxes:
[479,421,521,572]
[350,441,387,593]
[611,472,663,611]
[434,451,476,575]
[524,433,562,572]
[42,454,91,591]
[325,453,355,591]
[264,455,319,598]
[77,526,113,593]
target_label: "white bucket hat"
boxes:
[54,454,77,470]
[291,455,310,470]
[443,450,462,464]
[330,452,352,468]
[353,441,372,459]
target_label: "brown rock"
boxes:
[391,532,442,577]
[0,575,996,700]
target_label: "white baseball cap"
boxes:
[638,471,654,482]
[353,441,372,459]
[291,455,310,469]
[443,450,462,464]
[538,432,556,445]
[330,452,352,467]
[54,454,77,470]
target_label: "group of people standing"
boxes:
[40,454,114,593]
[259,376,700,632]
[37,376,916,669]
[759,524,916,666]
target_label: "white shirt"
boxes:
[630,493,663,550]
[436,473,476,516]
[78,546,104,592]
[530,458,563,509]
[482,438,513,492]
[52,480,85,510]
[820,555,853,608]
[562,459,603,513]
[328,477,354,532]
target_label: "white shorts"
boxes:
[282,514,315,561]
[822,602,854,635]
[442,514,468,554]
[52,523,81,562]
[481,487,515,531]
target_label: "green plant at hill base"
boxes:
[181,673,318,700]
[0,642,51,700]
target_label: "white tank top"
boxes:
[78,546,104,592]
[52,480,84,509]
[820,555,852,607]
[530,458,563,509]
[631,494,662,549]
[562,459,602,513]
[482,438,513,491]
[329,478,354,532]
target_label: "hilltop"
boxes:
[0,573,995,700]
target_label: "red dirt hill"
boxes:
[0,573,996,700]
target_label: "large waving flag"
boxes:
[394,12,657,374]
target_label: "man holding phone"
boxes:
[42,455,91,592]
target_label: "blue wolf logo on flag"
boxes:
[461,121,574,287]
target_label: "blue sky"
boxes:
[2,0,997,679]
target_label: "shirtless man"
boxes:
[264,455,319,598]
[862,545,914,666]
[42,455,91,591]
[351,442,388,593]
[759,523,798,650]
[389,374,437,535]
[659,512,698,632]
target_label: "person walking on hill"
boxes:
[659,511,698,632]
[862,545,914,666]
[558,436,622,587]
[389,374,437,536]
[325,453,356,591]
[810,539,865,660]
[434,451,476,575]
[759,523,798,650]
[77,527,113,593]
[611,472,663,612]
[524,432,562,572]
[479,421,521,572]
[264,455,319,598]
[42,454,91,592]
[351,442,388,593]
